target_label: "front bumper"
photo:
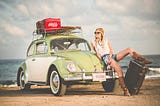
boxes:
[64,71,118,82]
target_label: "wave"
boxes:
[149,68,160,73]
[0,80,17,87]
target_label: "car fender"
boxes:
[18,62,28,84]
[49,59,70,79]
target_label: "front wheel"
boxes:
[50,70,66,96]
[17,69,31,90]
[102,79,115,92]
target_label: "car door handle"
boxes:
[32,58,35,61]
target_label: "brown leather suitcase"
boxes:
[124,60,148,95]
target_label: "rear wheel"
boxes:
[17,69,31,90]
[102,79,115,92]
[50,70,66,96]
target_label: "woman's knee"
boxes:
[126,47,133,52]
[126,47,134,55]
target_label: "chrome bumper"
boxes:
[64,73,118,81]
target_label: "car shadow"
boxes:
[0,85,119,97]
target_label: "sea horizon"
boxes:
[0,54,159,60]
[0,54,160,86]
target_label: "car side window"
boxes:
[36,42,48,55]
[27,44,34,56]
[78,43,89,51]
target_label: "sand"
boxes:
[0,78,160,106]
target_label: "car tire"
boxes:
[102,79,115,92]
[17,69,31,90]
[50,69,66,96]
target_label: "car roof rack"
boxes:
[32,26,82,41]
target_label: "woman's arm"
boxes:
[107,40,114,57]
[91,41,102,59]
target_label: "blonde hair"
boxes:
[95,28,105,48]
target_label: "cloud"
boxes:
[96,0,160,20]
[3,24,26,37]
[0,38,6,45]
[0,0,160,58]
[23,1,53,18]
[17,4,29,16]
[95,0,132,14]
[96,1,125,13]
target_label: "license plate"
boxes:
[92,73,106,81]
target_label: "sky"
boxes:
[0,0,160,59]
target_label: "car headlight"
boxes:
[66,62,77,72]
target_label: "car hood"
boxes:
[53,50,104,72]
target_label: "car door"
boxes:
[26,40,55,82]
[25,42,35,82]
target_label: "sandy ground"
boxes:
[0,78,160,106]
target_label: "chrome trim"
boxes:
[64,75,118,81]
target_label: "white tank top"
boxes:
[92,39,110,57]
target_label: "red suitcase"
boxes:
[36,18,61,34]
[124,60,148,95]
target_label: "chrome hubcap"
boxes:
[50,71,60,94]
[53,74,59,88]
[20,71,25,89]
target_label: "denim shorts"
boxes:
[102,54,117,66]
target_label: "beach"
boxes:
[0,78,160,106]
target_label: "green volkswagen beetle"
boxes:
[17,25,118,96]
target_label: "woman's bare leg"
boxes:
[109,59,123,77]
[116,48,152,64]
[109,59,131,96]
[116,48,134,62]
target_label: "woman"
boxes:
[91,28,151,96]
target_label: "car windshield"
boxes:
[50,38,91,52]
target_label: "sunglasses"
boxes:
[94,32,101,34]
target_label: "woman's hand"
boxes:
[107,56,112,65]
[97,53,102,59]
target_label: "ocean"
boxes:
[0,55,160,86]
